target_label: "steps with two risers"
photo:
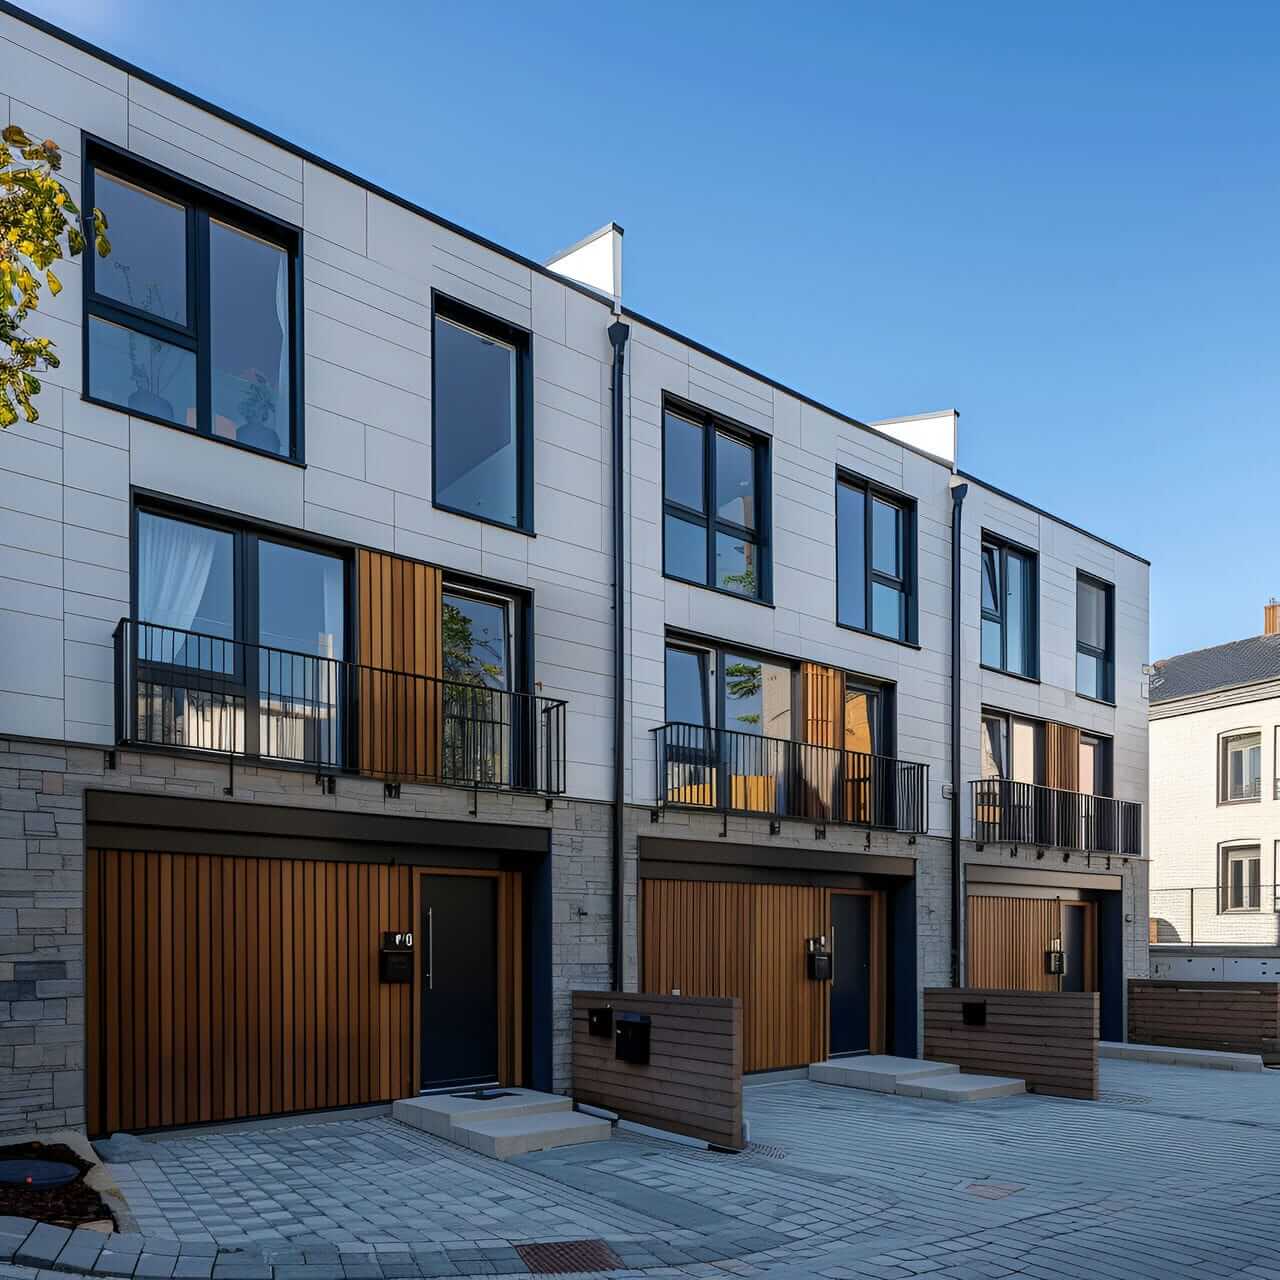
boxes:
[393,1088,611,1159]
[810,1055,1025,1101]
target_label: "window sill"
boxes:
[1220,907,1262,915]
[86,394,306,469]
[1075,692,1117,708]
[979,663,1040,686]
[1217,797,1262,807]
[432,499,535,538]
[662,572,774,609]
[835,620,922,651]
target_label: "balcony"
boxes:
[970,778,1141,856]
[652,722,929,834]
[114,619,567,796]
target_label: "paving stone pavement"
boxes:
[3,1059,1280,1277]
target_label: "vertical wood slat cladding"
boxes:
[800,662,842,819]
[356,549,442,782]
[967,896,1098,993]
[86,849,413,1137]
[1045,722,1080,793]
[641,879,840,1072]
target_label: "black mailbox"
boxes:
[588,1006,613,1038]
[615,1012,651,1065]
[962,1000,987,1027]
[379,930,414,983]
[806,935,832,982]
[1044,949,1066,976]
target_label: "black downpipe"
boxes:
[949,481,968,986]
[608,320,630,991]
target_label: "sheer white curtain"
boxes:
[274,251,290,445]
[137,514,217,636]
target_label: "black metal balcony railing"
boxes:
[653,722,929,834]
[114,619,568,795]
[970,778,1141,856]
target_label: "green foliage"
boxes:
[0,124,110,427]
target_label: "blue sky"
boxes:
[24,0,1280,658]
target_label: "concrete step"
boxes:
[1100,1041,1264,1072]
[451,1109,611,1159]
[809,1055,959,1093]
[896,1072,1026,1102]
[393,1088,571,1141]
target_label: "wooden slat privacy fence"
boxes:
[571,991,743,1149]
[86,848,414,1136]
[923,988,1099,1099]
[1128,979,1280,1055]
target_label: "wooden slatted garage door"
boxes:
[86,849,414,1136]
[641,878,885,1072]
[966,895,1097,992]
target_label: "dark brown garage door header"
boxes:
[85,789,550,866]
[965,862,1123,892]
[637,835,915,883]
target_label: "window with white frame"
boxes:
[1221,844,1262,912]
[1220,731,1262,802]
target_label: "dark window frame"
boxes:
[1075,571,1116,704]
[129,498,351,761]
[1220,842,1263,913]
[430,292,535,536]
[979,705,1114,796]
[661,397,772,604]
[980,532,1039,680]
[82,137,304,464]
[835,470,918,645]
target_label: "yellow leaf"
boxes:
[46,270,61,296]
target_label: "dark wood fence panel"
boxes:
[1128,979,1280,1054]
[571,991,743,1150]
[87,848,414,1136]
[923,987,1099,1099]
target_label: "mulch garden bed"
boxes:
[0,1141,114,1230]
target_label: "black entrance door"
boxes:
[830,893,872,1056]
[420,874,499,1090]
[1061,903,1086,993]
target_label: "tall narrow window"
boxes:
[662,404,769,601]
[1221,845,1262,912]
[85,154,298,457]
[980,536,1037,677]
[1076,574,1115,702]
[837,473,916,642]
[1220,731,1262,802]
[432,298,530,531]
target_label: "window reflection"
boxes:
[93,173,187,324]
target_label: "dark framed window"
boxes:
[432,294,533,533]
[836,472,917,643]
[662,401,770,601]
[1220,730,1262,803]
[1076,573,1115,702]
[1221,844,1262,912]
[84,145,301,460]
[981,534,1038,678]
[131,504,347,764]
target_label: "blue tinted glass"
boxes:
[837,481,866,629]
[871,581,904,639]
[715,532,759,597]
[715,432,755,528]
[981,616,1003,668]
[93,172,187,323]
[1077,651,1100,699]
[665,514,707,583]
[1006,551,1029,675]
[871,498,901,576]
[88,315,196,428]
[664,413,704,512]
[665,647,708,725]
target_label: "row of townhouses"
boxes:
[0,5,1151,1137]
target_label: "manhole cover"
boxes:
[746,1142,787,1159]
[964,1182,1022,1200]
[0,1159,78,1189]
[1099,1091,1152,1106]
[516,1239,624,1274]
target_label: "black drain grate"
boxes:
[516,1239,624,1274]
[1098,1091,1153,1106]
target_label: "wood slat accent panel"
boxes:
[924,988,1099,1099]
[1128,979,1280,1054]
[801,663,843,749]
[1045,722,1081,793]
[86,849,413,1137]
[572,991,743,1149]
[356,549,442,781]
[641,879,842,1072]
[967,895,1097,993]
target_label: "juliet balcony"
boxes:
[969,778,1142,857]
[652,722,930,834]
[113,619,568,797]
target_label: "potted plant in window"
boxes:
[114,264,183,422]
[235,369,279,453]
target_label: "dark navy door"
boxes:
[1062,902,1086,993]
[420,874,498,1089]
[830,893,872,1056]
